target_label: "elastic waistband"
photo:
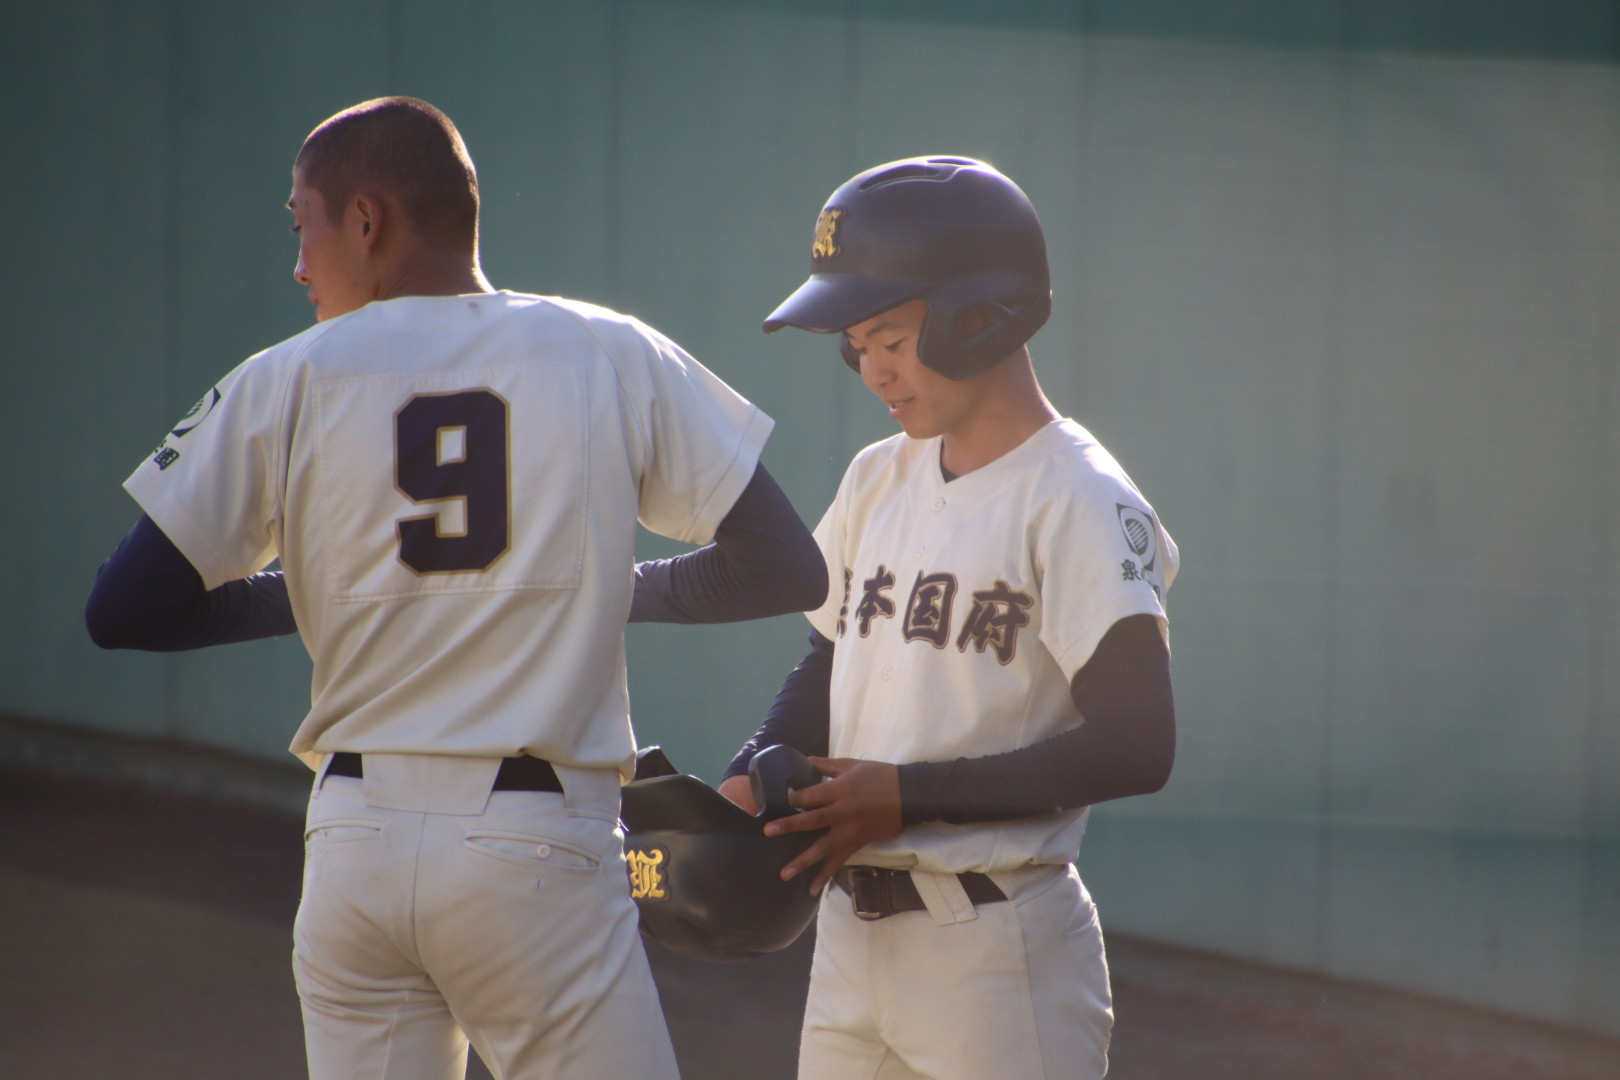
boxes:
[326,752,563,793]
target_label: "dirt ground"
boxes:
[1,766,1617,1080]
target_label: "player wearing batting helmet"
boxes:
[85,97,826,1080]
[718,156,1181,1080]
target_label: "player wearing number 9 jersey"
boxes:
[126,289,776,770]
[87,98,825,1080]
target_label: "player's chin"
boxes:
[895,415,938,441]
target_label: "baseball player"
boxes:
[84,97,826,1080]
[718,157,1179,1080]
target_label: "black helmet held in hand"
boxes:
[621,745,825,962]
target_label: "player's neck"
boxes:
[376,244,495,303]
[939,353,1058,477]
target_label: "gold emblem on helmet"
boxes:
[812,208,845,260]
[627,846,668,901]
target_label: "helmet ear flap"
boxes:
[916,272,1052,380]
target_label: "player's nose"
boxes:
[858,351,892,389]
[293,253,310,286]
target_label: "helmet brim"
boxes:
[763,274,926,334]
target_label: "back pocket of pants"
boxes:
[464,830,599,872]
[305,819,383,846]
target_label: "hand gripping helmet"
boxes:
[620,745,825,962]
[764,156,1051,380]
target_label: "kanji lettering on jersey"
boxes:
[902,571,957,648]
[835,567,853,638]
[854,565,896,637]
[954,580,1034,665]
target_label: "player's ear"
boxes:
[350,192,385,251]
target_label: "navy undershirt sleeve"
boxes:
[898,613,1176,824]
[629,462,826,624]
[722,614,1175,822]
[88,463,821,651]
[84,515,297,651]
[723,627,835,778]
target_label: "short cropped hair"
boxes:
[295,97,479,250]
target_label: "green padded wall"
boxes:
[2,0,1616,1037]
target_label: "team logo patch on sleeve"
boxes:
[1117,504,1166,597]
[1116,505,1159,572]
[170,387,221,438]
[147,386,223,473]
[626,845,669,902]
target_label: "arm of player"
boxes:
[717,627,902,894]
[84,515,297,651]
[629,462,826,624]
[897,613,1176,823]
[717,627,834,813]
[751,614,1175,893]
[765,756,903,897]
[753,755,911,896]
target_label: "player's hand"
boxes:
[764,757,902,897]
[717,773,759,815]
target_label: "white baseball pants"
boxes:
[293,756,678,1080]
[798,863,1113,1080]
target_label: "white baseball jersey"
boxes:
[807,418,1177,873]
[125,291,771,775]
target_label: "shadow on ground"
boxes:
[2,766,1617,1079]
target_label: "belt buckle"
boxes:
[847,867,888,921]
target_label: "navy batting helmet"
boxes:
[620,745,824,962]
[764,156,1051,380]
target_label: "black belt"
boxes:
[325,752,563,793]
[833,865,1007,921]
